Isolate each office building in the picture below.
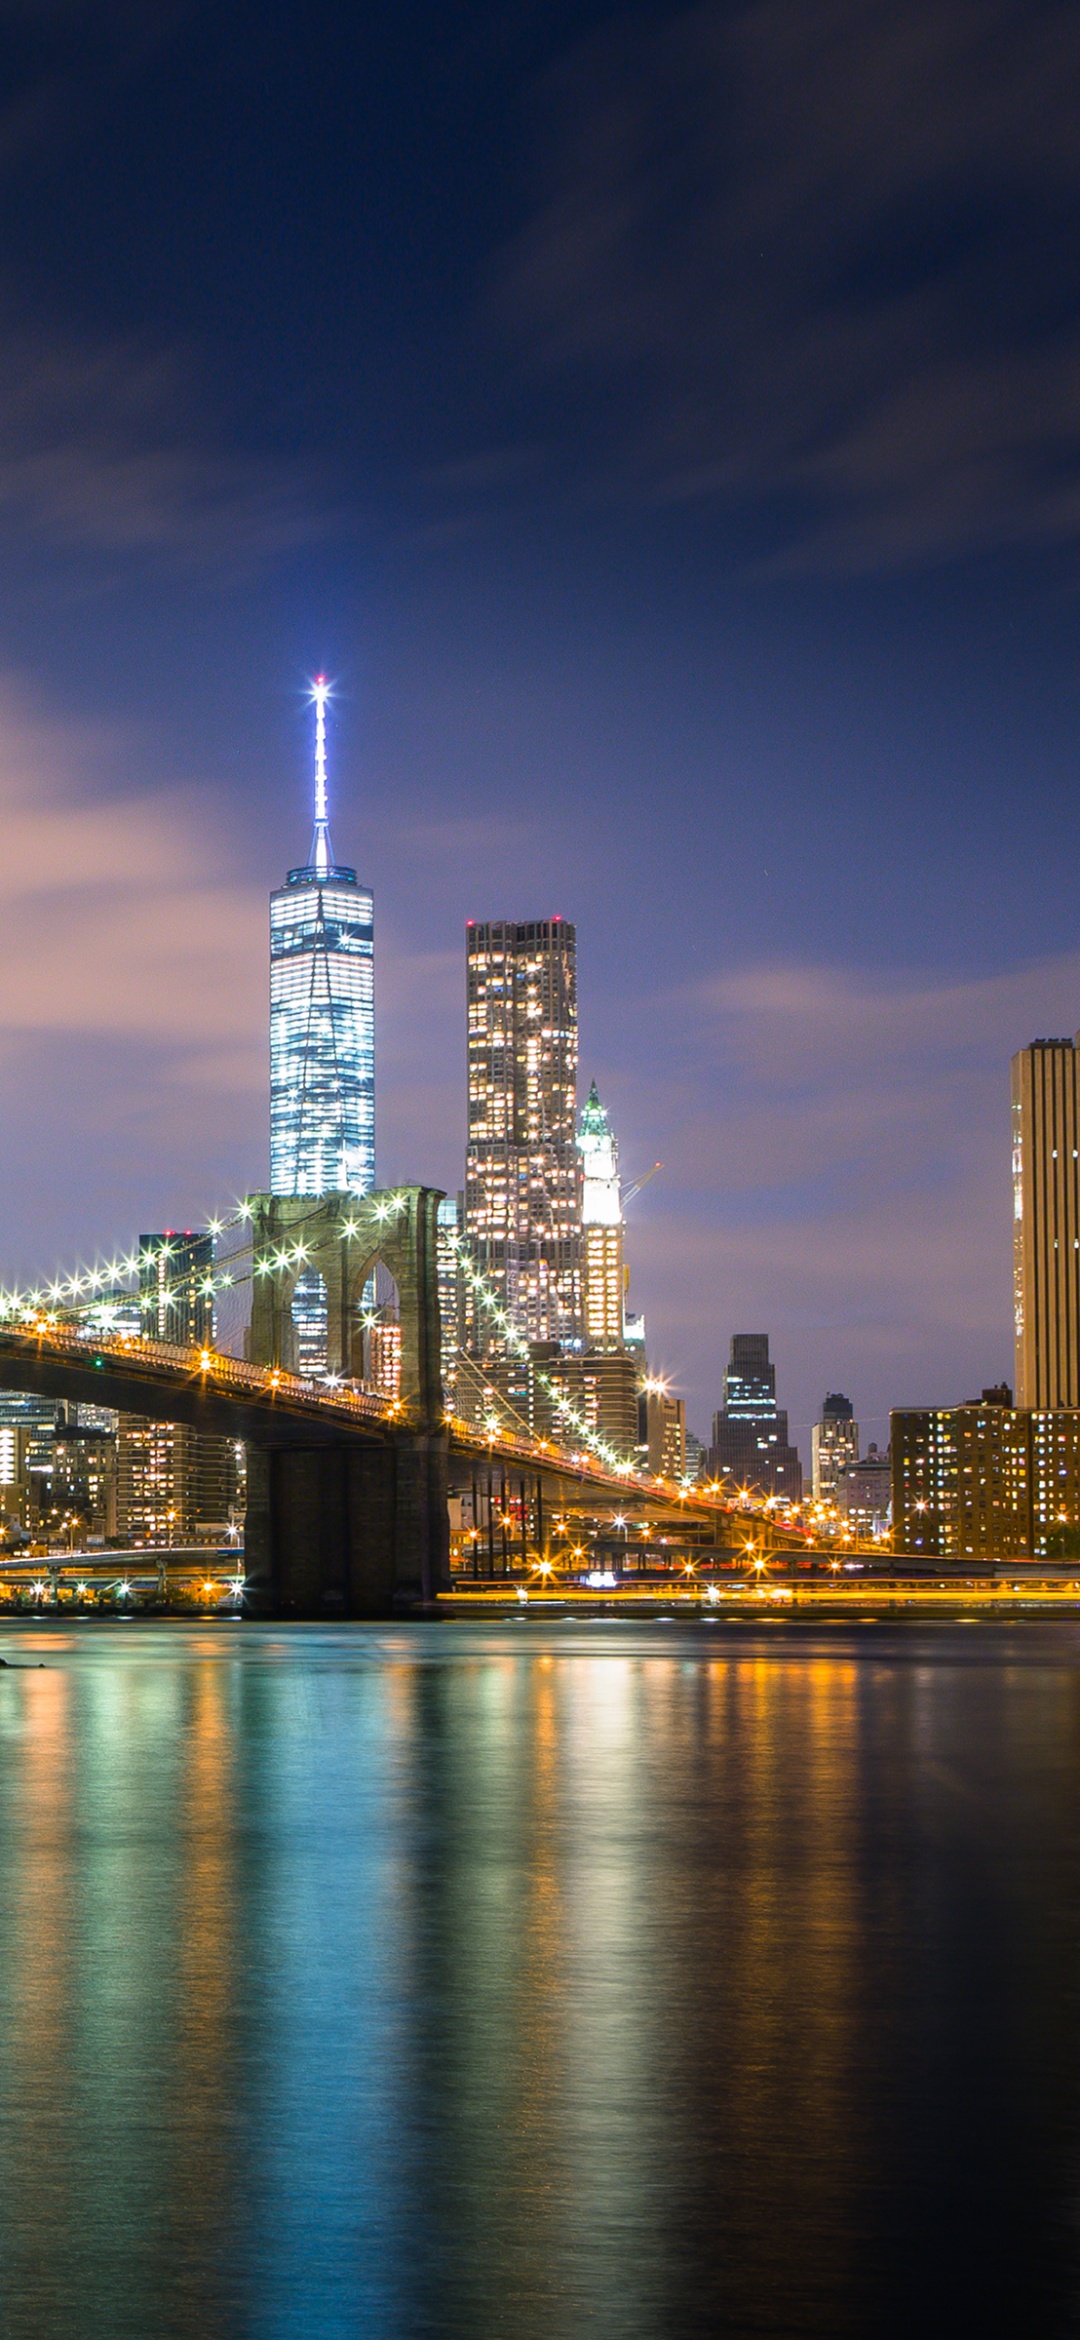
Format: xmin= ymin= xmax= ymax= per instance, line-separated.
xmin=640 ymin=1383 xmax=687 ymax=1480
xmin=270 ymin=680 xmax=374 ymax=1199
xmin=139 ymin=1231 xmax=213 ymax=1345
xmin=1012 ymin=1038 xmax=1080 ymax=1407
xmin=710 ymin=1334 xmax=803 ymax=1502
xmin=835 ymin=1443 xmax=891 ymax=1540
xmin=270 ymin=681 xmax=374 ymax=1372
xmin=577 ymin=1081 xmax=624 ymax=1348
xmin=436 ymin=1194 xmax=464 ymax=1415
xmin=685 ymin=1430 xmax=707 ymax=1483
xmin=0 ymin=1391 xmax=59 ymax=1525
xmin=812 ymin=1392 xmax=859 ymax=1503
xmin=50 ymin=1416 xmax=118 ymax=1542
xmin=465 ymin=917 xmax=580 ymax=1353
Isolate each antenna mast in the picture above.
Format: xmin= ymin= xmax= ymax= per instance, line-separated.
xmin=310 ymin=676 xmax=333 ymax=876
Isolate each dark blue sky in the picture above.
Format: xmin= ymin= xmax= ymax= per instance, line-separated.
xmin=2 ymin=0 xmax=1080 ymax=1448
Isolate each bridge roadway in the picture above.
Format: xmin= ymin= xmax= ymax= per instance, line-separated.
xmin=0 ymin=1319 xmax=763 ymax=1615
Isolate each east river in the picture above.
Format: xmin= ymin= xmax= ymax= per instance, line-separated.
xmin=2 ymin=1619 xmax=1080 ymax=2337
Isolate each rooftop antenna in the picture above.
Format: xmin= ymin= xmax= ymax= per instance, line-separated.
xmin=310 ymin=675 xmax=333 ymax=876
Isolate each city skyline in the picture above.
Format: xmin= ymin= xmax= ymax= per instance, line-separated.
xmin=3 ymin=2 xmax=1080 ymax=1449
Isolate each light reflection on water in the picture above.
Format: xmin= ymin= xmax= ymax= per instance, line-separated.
xmin=0 ymin=1621 xmax=1079 ymax=2337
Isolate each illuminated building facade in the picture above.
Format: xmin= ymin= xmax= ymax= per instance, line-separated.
xmin=139 ymin=1232 xmax=213 ymax=1344
xmin=116 ymin=1416 xmax=240 ymax=1545
xmin=892 ymin=1395 xmax=1080 ymax=1559
xmin=709 ymin=1334 xmax=803 ymax=1501
xmin=577 ymin=1081 xmax=624 ymax=1348
xmin=640 ymin=1384 xmax=686 ymax=1480
xmin=465 ymin=917 xmax=580 ymax=1353
xmin=812 ymin=1394 xmax=859 ymax=1502
xmin=480 ymin=1341 xmax=639 ymax=1457
xmin=436 ymin=1195 xmax=463 ymax=1413
xmin=1012 ymin=1038 xmax=1080 ymax=1407
xmin=270 ymin=682 xmax=374 ymax=1200
xmin=131 ymin=1232 xmax=236 ymax=1535
xmin=835 ymin=1444 xmax=891 ymax=1540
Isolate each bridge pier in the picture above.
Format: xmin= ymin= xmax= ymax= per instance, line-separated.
xmin=243 ymin=1430 xmax=449 ymax=1618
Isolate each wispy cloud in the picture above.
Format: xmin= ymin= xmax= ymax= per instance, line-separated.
xmin=0 ymin=322 xmax=331 ymax=567
xmin=0 ymin=680 xmax=264 ymax=1045
xmin=504 ymin=0 xmax=1080 ymax=567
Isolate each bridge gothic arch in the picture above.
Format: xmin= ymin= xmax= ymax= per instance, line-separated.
xmin=246 ymin=1186 xmax=444 ymax=1423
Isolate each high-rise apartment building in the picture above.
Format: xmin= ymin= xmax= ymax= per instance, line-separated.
xmin=812 ymin=1392 xmax=859 ymax=1502
xmin=890 ymin=1395 xmax=1079 ymax=1559
xmin=131 ymin=1232 xmax=237 ymax=1540
xmin=577 ymin=1081 xmax=624 ymax=1348
xmin=116 ymin=1417 xmax=240 ymax=1546
xmin=465 ymin=917 xmax=580 ymax=1352
xmin=710 ymin=1334 xmax=803 ymax=1502
xmin=270 ymin=681 xmax=374 ymax=1199
xmin=1012 ymin=1038 xmax=1080 ymax=1407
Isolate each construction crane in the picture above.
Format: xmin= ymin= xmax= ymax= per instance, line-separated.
xmin=621 ymin=1162 xmax=662 ymax=1209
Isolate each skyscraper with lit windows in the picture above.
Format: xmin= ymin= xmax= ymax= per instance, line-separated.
xmin=465 ymin=917 xmax=580 ymax=1353
xmin=1012 ymin=1038 xmax=1080 ymax=1408
xmin=270 ymin=681 xmax=374 ymax=1199
xmin=576 ymin=1080 xmax=624 ymax=1348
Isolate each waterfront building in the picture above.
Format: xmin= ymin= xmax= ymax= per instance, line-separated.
xmin=134 ymin=1229 xmax=238 ymax=1535
xmin=0 ymin=1391 xmax=60 ymax=1524
xmin=891 ymin=1392 xmax=1080 ymax=1559
xmin=1012 ymin=1038 xmax=1080 ymax=1407
xmin=465 ymin=917 xmax=580 ymax=1354
xmin=116 ymin=1416 xmax=241 ymax=1546
xmin=812 ymin=1393 xmax=859 ymax=1503
xmin=709 ymin=1334 xmax=803 ymax=1502
xmin=270 ymin=681 xmax=374 ymax=1200
xmin=577 ymin=1081 xmax=624 ymax=1348
xmin=50 ymin=1414 xmax=117 ymax=1542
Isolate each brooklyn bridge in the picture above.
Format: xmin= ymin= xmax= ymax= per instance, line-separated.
xmin=0 ymin=1184 xmax=787 ymax=1615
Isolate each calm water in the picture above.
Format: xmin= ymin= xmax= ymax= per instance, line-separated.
xmin=2 ymin=1618 xmax=1080 ymax=2337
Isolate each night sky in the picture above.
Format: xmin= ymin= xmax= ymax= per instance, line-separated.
xmin=2 ymin=0 xmax=1080 ymax=1451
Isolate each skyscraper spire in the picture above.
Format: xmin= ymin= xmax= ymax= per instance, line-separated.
xmin=310 ymin=676 xmax=333 ymax=877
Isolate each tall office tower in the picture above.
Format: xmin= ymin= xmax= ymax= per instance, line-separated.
xmin=436 ymin=1195 xmax=464 ymax=1414
xmin=640 ymin=1383 xmax=687 ymax=1480
xmin=270 ymin=681 xmax=374 ymax=1199
xmin=1012 ymin=1038 xmax=1080 ymax=1407
xmin=577 ymin=1081 xmax=624 ymax=1348
xmin=465 ymin=917 xmax=581 ymax=1353
xmin=709 ymin=1333 xmax=803 ymax=1502
xmin=139 ymin=1232 xmax=213 ymax=1344
xmin=812 ymin=1392 xmax=859 ymax=1502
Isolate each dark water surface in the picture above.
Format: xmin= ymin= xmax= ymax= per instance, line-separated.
xmin=2 ymin=1618 xmax=1080 ymax=2337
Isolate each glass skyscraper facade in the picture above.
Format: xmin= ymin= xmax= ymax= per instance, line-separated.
xmin=270 ymin=684 xmax=374 ymax=1199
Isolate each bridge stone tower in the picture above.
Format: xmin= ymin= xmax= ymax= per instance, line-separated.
xmin=243 ymin=1185 xmax=448 ymax=1617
